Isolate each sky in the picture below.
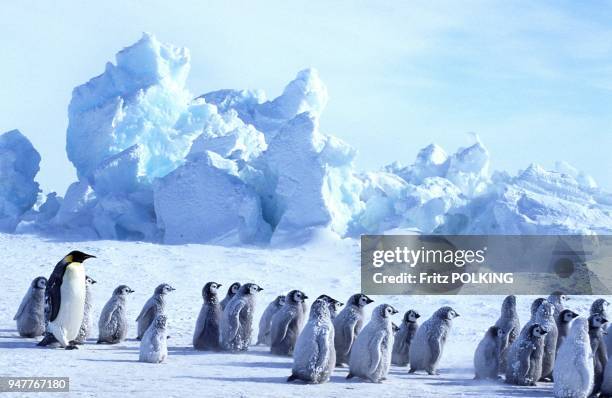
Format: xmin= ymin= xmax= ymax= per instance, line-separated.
xmin=1 ymin=0 xmax=611 ymax=193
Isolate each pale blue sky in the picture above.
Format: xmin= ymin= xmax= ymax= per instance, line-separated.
xmin=1 ymin=0 xmax=611 ymax=193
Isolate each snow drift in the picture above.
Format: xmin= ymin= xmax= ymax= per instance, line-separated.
xmin=3 ymin=34 xmax=611 ymax=243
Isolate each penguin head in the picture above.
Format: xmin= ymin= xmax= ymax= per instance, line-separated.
xmin=317 ymin=294 xmax=343 ymax=308
xmin=310 ymin=298 xmax=330 ymax=318
xmin=203 ymin=282 xmax=222 ymax=298
xmin=560 ymin=309 xmax=579 ymax=324
xmin=113 ymin=285 xmax=135 ymax=296
xmin=288 ymin=290 xmax=308 ymax=303
xmin=502 ymin=295 xmax=516 ymax=312
xmin=85 ymin=275 xmax=97 ymax=286
xmin=243 ymin=283 xmax=263 ymax=295
xmin=227 ymin=282 xmax=241 ymax=296
xmin=436 ymin=306 xmax=460 ymax=320
xmin=589 ymin=313 xmax=608 ymax=329
xmin=32 ymin=276 xmax=47 ymax=290
xmin=155 ymin=283 xmax=176 ymax=295
xmin=531 ymin=324 xmax=549 ymax=338
xmin=63 ymin=250 xmax=96 ymax=264
xmin=276 ymin=295 xmax=286 ymax=306
xmin=353 ymin=294 xmax=374 ymax=308
xmin=154 ymin=314 xmax=168 ymax=329
xmin=378 ymin=304 xmax=398 ymax=318
xmin=404 ymin=309 xmax=420 ymax=323
xmin=549 ymin=291 xmax=569 ymax=303
xmin=530 ymin=298 xmax=546 ymax=317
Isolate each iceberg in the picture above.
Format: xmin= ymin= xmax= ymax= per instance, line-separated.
xmin=0 ymin=130 xmax=41 ymax=232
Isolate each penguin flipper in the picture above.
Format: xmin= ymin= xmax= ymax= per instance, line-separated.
xmin=13 ymin=292 xmax=29 ymax=320
xmin=340 ymin=321 xmax=357 ymax=357
xmin=271 ymin=308 xmax=294 ymax=346
xmin=367 ymin=331 xmax=386 ymax=375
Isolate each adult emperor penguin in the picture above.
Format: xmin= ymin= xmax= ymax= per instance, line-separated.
xmin=391 ymin=309 xmax=420 ymax=366
xmin=270 ymin=289 xmax=308 ymax=356
xmin=139 ymin=314 xmax=169 ymax=363
xmin=136 ymin=283 xmax=175 ymax=340
xmin=505 ymin=323 xmax=549 ymax=386
xmin=494 ymin=295 xmax=520 ymax=373
xmin=347 ymin=304 xmax=398 ymax=383
xmin=193 ymin=281 xmax=223 ymax=351
xmin=288 ymin=298 xmax=335 ymax=384
xmin=588 ymin=313 xmax=608 ymax=396
xmin=220 ymin=282 xmax=241 ymax=311
xmin=97 ymin=285 xmax=134 ymax=344
xmin=37 ymin=251 xmax=97 ymax=349
xmin=333 ymin=293 xmax=374 ymax=366
xmin=473 ymin=325 xmax=507 ymax=379
xmin=74 ymin=275 xmax=97 ymax=344
xmin=556 ymin=309 xmax=578 ymax=351
xmin=257 ymin=295 xmax=285 ymax=346
xmin=317 ymin=294 xmax=344 ymax=319
xmin=220 ymin=283 xmax=263 ymax=351
xmin=553 ymin=317 xmax=594 ymax=398
xmin=409 ymin=306 xmax=460 ymax=375
xmin=14 ymin=276 xmax=47 ymax=337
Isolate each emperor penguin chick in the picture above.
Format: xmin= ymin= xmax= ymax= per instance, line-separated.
xmin=333 ymin=293 xmax=374 ymax=366
xmin=136 ymin=283 xmax=175 ymax=340
xmin=591 ymin=298 xmax=610 ymax=320
xmin=588 ymin=313 xmax=608 ymax=397
xmin=556 ymin=309 xmax=578 ymax=351
xmin=539 ymin=301 xmax=558 ymax=381
xmin=139 ymin=314 xmax=168 ymax=363
xmin=257 ymin=295 xmax=285 ymax=346
xmin=193 ymin=282 xmax=222 ymax=351
xmin=14 ymin=276 xmax=47 ymax=338
xmin=391 ymin=309 xmax=420 ymax=366
xmin=473 ymin=325 xmax=507 ymax=379
xmin=220 ymin=282 xmax=241 ymax=311
xmin=409 ymin=306 xmax=460 ymax=375
xmin=317 ymin=294 xmax=344 ymax=319
xmin=494 ymin=295 xmax=520 ymax=373
xmin=347 ymin=304 xmax=398 ymax=383
xmin=97 ymin=285 xmax=134 ymax=344
xmin=288 ymin=298 xmax=335 ymax=384
xmin=220 ymin=283 xmax=263 ymax=351
xmin=270 ymin=290 xmax=308 ymax=356
xmin=547 ymin=292 xmax=569 ymax=323
xmin=38 ymin=250 xmax=97 ymax=349
xmin=553 ymin=317 xmax=594 ymax=398
xmin=74 ymin=275 xmax=97 ymax=344
xmin=505 ymin=324 xmax=549 ymax=386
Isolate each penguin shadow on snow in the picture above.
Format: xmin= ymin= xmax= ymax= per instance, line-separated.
xmin=0 ymin=339 xmax=40 ymax=349
xmin=174 ymin=375 xmax=285 ymax=384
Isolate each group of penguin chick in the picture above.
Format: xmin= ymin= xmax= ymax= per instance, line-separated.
xmin=11 ymin=251 xmax=612 ymax=396
xmin=473 ymin=294 xmax=612 ymax=398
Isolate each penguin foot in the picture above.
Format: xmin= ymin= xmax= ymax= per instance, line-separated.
xmin=65 ymin=345 xmax=79 ymax=350
xmin=37 ymin=334 xmax=58 ymax=347
xmin=408 ymin=368 xmax=416 ymax=374
xmin=69 ymin=340 xmax=83 ymax=346
xmin=346 ymin=373 xmax=354 ymax=380
xmin=287 ymin=374 xmax=297 ymax=382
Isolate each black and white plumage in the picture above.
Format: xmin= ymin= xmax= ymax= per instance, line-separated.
xmin=97 ymin=285 xmax=134 ymax=344
xmin=74 ymin=275 xmax=97 ymax=344
xmin=257 ymin=295 xmax=285 ymax=346
xmin=391 ymin=309 xmax=420 ymax=366
xmin=220 ymin=282 xmax=240 ymax=311
xmin=37 ymin=250 xmax=97 ymax=349
xmin=494 ymin=295 xmax=520 ymax=374
xmin=333 ymin=293 xmax=374 ymax=366
xmin=220 ymin=283 xmax=262 ymax=351
xmin=193 ymin=282 xmax=222 ymax=351
xmin=556 ymin=309 xmax=578 ymax=351
xmin=14 ymin=276 xmax=47 ymax=338
xmin=288 ymin=298 xmax=335 ymax=384
xmin=317 ymin=294 xmax=344 ymax=319
xmin=270 ymin=290 xmax=308 ymax=356
xmin=136 ymin=283 xmax=175 ymax=340
xmin=588 ymin=313 xmax=608 ymax=396
xmin=506 ymin=323 xmax=549 ymax=386
xmin=347 ymin=304 xmax=398 ymax=383
xmin=473 ymin=325 xmax=507 ymax=379
xmin=553 ymin=317 xmax=594 ymax=398
xmin=409 ymin=306 xmax=459 ymax=375
xmin=139 ymin=314 xmax=168 ymax=363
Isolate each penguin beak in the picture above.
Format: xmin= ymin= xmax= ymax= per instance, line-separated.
xmin=339 ymin=302 xmax=345 ymax=307
xmin=257 ymin=287 xmax=264 ymax=292
xmin=455 ymin=313 xmax=461 ymax=317
xmin=303 ymin=295 xmax=309 ymax=300
xmin=84 ymin=254 xmax=97 ymax=260
xmin=91 ymin=279 xmax=97 ymax=284
xmin=392 ymin=308 xmax=399 ymax=315
xmin=366 ymin=297 xmax=374 ymax=304
xmin=218 ymin=284 xmax=222 ymax=288
xmin=129 ymin=289 xmax=135 ymax=293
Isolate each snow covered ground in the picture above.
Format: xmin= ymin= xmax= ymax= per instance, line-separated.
xmin=0 ymin=233 xmax=605 ymax=397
